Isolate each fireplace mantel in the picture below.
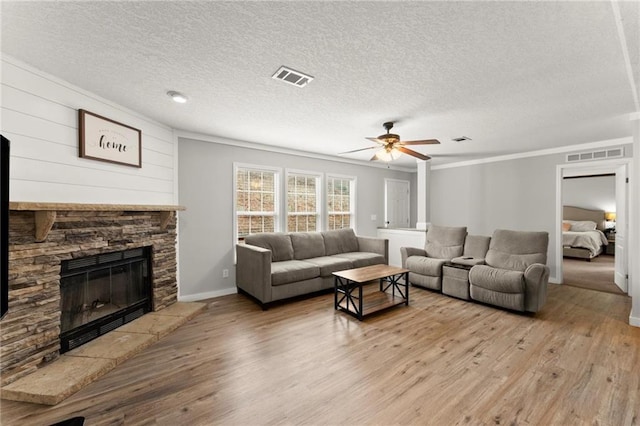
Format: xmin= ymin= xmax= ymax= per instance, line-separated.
xmin=9 ymin=202 xmax=186 ymax=242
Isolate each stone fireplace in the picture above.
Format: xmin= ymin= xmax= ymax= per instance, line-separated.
xmin=0 ymin=203 xmax=183 ymax=387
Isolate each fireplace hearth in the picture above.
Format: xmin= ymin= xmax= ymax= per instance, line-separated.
xmin=60 ymin=247 xmax=152 ymax=353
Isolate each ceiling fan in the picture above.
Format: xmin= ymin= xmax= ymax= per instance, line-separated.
xmin=340 ymin=122 xmax=440 ymax=161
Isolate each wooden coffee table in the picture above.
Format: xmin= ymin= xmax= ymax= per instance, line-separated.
xmin=333 ymin=264 xmax=409 ymax=320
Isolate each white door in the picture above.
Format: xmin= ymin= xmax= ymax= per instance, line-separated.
xmin=614 ymin=165 xmax=628 ymax=292
xmin=385 ymin=179 xmax=410 ymax=228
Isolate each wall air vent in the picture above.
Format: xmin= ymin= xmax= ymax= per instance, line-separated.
xmin=272 ymin=66 xmax=314 ymax=88
xmin=566 ymin=147 xmax=624 ymax=163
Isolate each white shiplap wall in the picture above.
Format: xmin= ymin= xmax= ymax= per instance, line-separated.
xmin=1 ymin=55 xmax=176 ymax=205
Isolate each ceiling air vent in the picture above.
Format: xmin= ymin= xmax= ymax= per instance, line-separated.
xmin=272 ymin=66 xmax=314 ymax=88
xmin=452 ymin=136 xmax=471 ymax=142
xmin=566 ymin=147 xmax=624 ymax=163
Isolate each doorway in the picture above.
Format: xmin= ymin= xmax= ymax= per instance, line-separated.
xmin=555 ymin=159 xmax=630 ymax=294
xmin=561 ymin=174 xmax=620 ymax=294
xmin=384 ymin=179 xmax=410 ymax=228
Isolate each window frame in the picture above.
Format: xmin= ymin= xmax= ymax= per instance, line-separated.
xmin=285 ymin=169 xmax=323 ymax=233
xmin=233 ymin=162 xmax=282 ymax=244
xmin=325 ymin=174 xmax=357 ymax=232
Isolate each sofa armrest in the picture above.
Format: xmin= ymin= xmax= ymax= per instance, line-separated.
xmin=357 ymin=236 xmax=389 ymax=264
xmin=236 ymin=244 xmax=272 ymax=303
xmin=400 ymin=247 xmax=427 ymax=268
xmin=523 ymin=263 xmax=550 ymax=313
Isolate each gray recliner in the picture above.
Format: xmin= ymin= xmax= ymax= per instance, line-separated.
xmin=468 ymin=229 xmax=550 ymax=313
xmin=400 ymin=225 xmax=467 ymax=290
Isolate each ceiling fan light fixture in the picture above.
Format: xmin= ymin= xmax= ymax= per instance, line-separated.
xmin=375 ymin=147 xmax=402 ymax=162
xmin=380 ymin=134 xmax=400 ymax=143
xmin=352 ymin=122 xmax=440 ymax=162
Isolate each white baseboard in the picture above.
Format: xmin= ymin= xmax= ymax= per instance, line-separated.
xmin=630 ymin=315 xmax=640 ymax=328
xmin=548 ymin=276 xmax=561 ymax=284
xmin=178 ymin=287 xmax=237 ymax=302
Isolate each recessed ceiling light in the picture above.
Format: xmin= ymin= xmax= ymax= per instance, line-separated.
xmin=167 ymin=91 xmax=188 ymax=103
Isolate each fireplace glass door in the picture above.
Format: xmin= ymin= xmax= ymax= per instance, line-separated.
xmin=60 ymin=247 xmax=151 ymax=352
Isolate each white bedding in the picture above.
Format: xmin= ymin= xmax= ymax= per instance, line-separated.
xmin=562 ymin=230 xmax=608 ymax=256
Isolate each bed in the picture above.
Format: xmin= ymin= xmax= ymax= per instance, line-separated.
xmin=562 ymin=206 xmax=609 ymax=261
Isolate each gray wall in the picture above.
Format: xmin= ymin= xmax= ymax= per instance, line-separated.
xmin=430 ymin=144 xmax=633 ymax=282
xmin=178 ymin=137 xmax=417 ymax=299
xmin=562 ymin=175 xmax=615 ymax=212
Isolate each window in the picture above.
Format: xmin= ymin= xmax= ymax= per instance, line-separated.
xmin=327 ymin=176 xmax=356 ymax=230
xmin=234 ymin=165 xmax=355 ymax=245
xmin=235 ymin=165 xmax=279 ymax=242
xmin=286 ymin=171 xmax=321 ymax=232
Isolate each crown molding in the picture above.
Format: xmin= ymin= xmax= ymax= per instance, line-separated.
xmin=611 ymin=0 xmax=640 ymax=112
xmin=174 ymin=130 xmax=417 ymax=173
xmin=431 ymin=137 xmax=633 ymax=171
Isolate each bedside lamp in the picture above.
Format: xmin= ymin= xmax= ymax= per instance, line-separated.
xmin=604 ymin=212 xmax=616 ymax=233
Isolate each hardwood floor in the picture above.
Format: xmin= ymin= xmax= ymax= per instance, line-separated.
xmin=2 ymin=284 xmax=639 ymax=425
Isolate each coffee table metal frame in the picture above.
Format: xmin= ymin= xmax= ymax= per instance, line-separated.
xmin=333 ymin=264 xmax=409 ymax=320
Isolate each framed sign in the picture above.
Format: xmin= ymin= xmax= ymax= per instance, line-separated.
xmin=79 ymin=109 xmax=142 ymax=168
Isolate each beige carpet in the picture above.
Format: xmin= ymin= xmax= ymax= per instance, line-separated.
xmin=563 ymin=255 xmax=626 ymax=295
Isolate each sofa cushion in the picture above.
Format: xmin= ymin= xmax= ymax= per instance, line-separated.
xmin=271 ymin=260 xmax=320 ymax=286
xmin=468 ymin=265 xmax=524 ymax=293
xmin=331 ymin=252 xmax=385 ymax=268
xmin=463 ymin=235 xmax=491 ymax=259
xmin=322 ymin=228 xmax=359 ymax=256
xmin=245 ymin=232 xmax=294 ymax=262
xmin=485 ymin=229 xmax=548 ymax=272
xmin=405 ymin=256 xmax=447 ymax=276
xmin=290 ymin=232 xmax=326 ymax=260
xmin=303 ymin=256 xmax=353 ymax=277
xmin=425 ymin=225 xmax=467 ymax=259
xmin=409 ymin=273 xmax=442 ymax=291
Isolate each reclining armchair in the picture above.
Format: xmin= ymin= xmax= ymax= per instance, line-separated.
xmin=468 ymin=229 xmax=550 ymax=313
xmin=400 ymin=225 xmax=467 ymax=291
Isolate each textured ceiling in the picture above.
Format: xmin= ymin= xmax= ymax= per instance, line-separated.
xmin=1 ymin=1 xmax=638 ymax=168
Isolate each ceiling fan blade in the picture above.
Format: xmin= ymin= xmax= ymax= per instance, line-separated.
xmin=396 ymin=146 xmax=431 ymax=161
xmin=369 ymin=153 xmax=379 ymax=161
xmin=365 ymin=137 xmax=385 ymax=145
xmin=338 ymin=146 xmax=377 ymax=155
xmin=399 ymin=139 xmax=441 ymax=145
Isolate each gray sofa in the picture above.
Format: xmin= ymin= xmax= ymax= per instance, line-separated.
xmin=236 ymin=228 xmax=388 ymax=307
xmin=402 ymin=225 xmax=550 ymax=313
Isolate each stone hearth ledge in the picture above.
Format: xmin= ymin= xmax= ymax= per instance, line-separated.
xmin=0 ymin=302 xmax=206 ymax=406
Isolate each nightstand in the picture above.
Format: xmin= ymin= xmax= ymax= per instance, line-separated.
xmin=606 ymin=234 xmax=615 ymax=255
